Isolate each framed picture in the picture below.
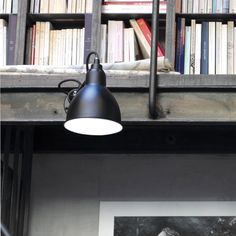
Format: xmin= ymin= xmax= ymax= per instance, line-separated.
xmin=98 ymin=201 xmax=236 ymax=236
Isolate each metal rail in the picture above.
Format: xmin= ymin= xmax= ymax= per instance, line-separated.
xmin=149 ymin=0 xmax=159 ymax=118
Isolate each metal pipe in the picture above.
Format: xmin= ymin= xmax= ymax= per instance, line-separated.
xmin=149 ymin=0 xmax=159 ymax=119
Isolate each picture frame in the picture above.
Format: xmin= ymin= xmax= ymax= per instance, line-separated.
xmin=98 ymin=201 xmax=236 ymax=236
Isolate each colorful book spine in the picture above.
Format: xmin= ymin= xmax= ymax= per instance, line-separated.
xmin=136 ymin=18 xmax=165 ymax=57
xmin=200 ymin=22 xmax=209 ymax=75
xmin=175 ymin=17 xmax=185 ymax=74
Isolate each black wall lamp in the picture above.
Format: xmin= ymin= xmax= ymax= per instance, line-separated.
xmin=59 ymin=52 xmax=123 ymax=136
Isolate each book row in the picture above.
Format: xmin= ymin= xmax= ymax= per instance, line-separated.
xmin=0 ymin=16 xmax=17 ymax=66
xmin=176 ymin=0 xmax=236 ymax=14
xmin=25 ymin=22 xmax=85 ymax=66
xmin=0 ymin=0 xmax=18 ymax=13
xmin=176 ymin=19 xmax=236 ymax=75
xmin=102 ymin=0 xmax=167 ymax=14
xmin=30 ymin=0 xmax=93 ymax=13
xmin=100 ymin=18 xmax=165 ymax=63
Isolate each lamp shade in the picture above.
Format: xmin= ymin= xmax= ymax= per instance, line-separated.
xmin=64 ymin=56 xmax=122 ymax=136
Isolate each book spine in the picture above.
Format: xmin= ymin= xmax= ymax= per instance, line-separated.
xmin=0 ymin=0 xmax=3 ymax=13
xmin=83 ymin=14 xmax=92 ymax=63
xmin=7 ymin=15 xmax=17 ymax=65
xmin=184 ymin=26 xmax=191 ymax=74
xmin=234 ymin=27 xmax=236 ymax=74
xmin=195 ymin=23 xmax=201 ymax=74
xmin=200 ymin=22 xmax=209 ymax=75
xmin=230 ymin=0 xmax=236 ymax=13
xmin=25 ymin=27 xmax=32 ymax=64
xmin=12 ymin=0 xmax=18 ymax=13
xmin=175 ymin=0 xmax=181 ymax=13
xmin=216 ymin=0 xmax=222 ymax=13
xmin=100 ymin=24 xmax=107 ymax=63
xmin=136 ymin=18 xmax=164 ymax=57
xmin=221 ymin=24 xmax=228 ymax=74
xmin=175 ymin=17 xmax=185 ymax=74
xmin=34 ymin=22 xmax=41 ymax=65
xmin=193 ymin=0 xmax=199 ymax=13
xmin=207 ymin=0 xmax=212 ymax=13
xmin=116 ymin=21 xmax=124 ymax=62
xmin=208 ymin=22 xmax=216 ymax=74
xmin=212 ymin=0 xmax=217 ymax=13
xmin=215 ymin=22 xmax=222 ymax=74
xmin=182 ymin=0 xmax=188 ymax=13
xmin=188 ymin=0 xmax=192 ymax=13
xmin=30 ymin=24 xmax=36 ymax=64
xmin=190 ymin=19 xmax=196 ymax=74
xmin=0 ymin=19 xmax=7 ymax=65
xmin=227 ymin=21 xmax=234 ymax=74
xmin=222 ymin=0 xmax=229 ymax=13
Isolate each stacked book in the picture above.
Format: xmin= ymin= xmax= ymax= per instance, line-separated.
xmin=100 ymin=18 xmax=165 ymax=63
xmin=175 ymin=19 xmax=236 ymax=74
xmin=0 ymin=0 xmax=18 ymax=13
xmin=30 ymin=0 xmax=93 ymax=13
xmin=176 ymin=0 xmax=236 ymax=14
xmin=26 ymin=22 xmax=85 ymax=65
xmin=102 ymin=0 xmax=167 ymax=14
xmin=0 ymin=19 xmax=7 ymax=66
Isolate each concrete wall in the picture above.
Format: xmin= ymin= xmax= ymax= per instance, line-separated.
xmin=29 ymin=154 xmax=236 ymax=236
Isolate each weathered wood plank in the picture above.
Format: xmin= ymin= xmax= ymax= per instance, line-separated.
xmin=1 ymin=73 xmax=236 ymax=89
xmin=1 ymin=92 xmax=236 ymax=122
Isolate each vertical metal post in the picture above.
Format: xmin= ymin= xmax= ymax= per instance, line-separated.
xmin=1 ymin=126 xmax=12 ymax=229
xmin=9 ymin=128 xmax=21 ymax=236
xmin=149 ymin=0 xmax=159 ymax=118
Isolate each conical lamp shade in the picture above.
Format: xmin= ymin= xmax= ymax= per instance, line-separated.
xmin=64 ymin=83 xmax=122 ymax=135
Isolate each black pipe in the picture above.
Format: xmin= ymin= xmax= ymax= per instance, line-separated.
xmin=149 ymin=0 xmax=159 ymax=119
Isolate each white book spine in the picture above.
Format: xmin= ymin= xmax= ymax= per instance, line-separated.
xmin=234 ymin=27 xmax=236 ymax=74
xmin=188 ymin=0 xmax=193 ymax=13
xmin=5 ymin=0 xmax=12 ymax=13
xmin=44 ymin=22 xmax=50 ymax=65
xmin=184 ymin=26 xmax=191 ymax=74
xmin=76 ymin=29 xmax=81 ymax=65
xmin=207 ymin=0 xmax=212 ymax=13
xmin=34 ymin=22 xmax=41 ymax=65
xmin=124 ymin=28 xmax=129 ymax=62
xmin=230 ymin=0 xmax=236 ymax=12
xmin=195 ymin=24 xmax=201 ymax=74
xmin=12 ymin=0 xmax=18 ymax=13
xmin=100 ymin=24 xmax=107 ymax=63
xmin=182 ymin=0 xmax=188 ymax=13
xmin=3 ymin=25 xmax=6 ymax=65
xmin=72 ymin=28 xmax=77 ymax=65
xmin=190 ymin=19 xmax=196 ymax=74
xmin=193 ymin=0 xmax=199 ymax=13
xmin=0 ymin=0 xmax=3 ymax=13
xmin=222 ymin=0 xmax=229 ymax=13
xmin=80 ymin=28 xmax=84 ymax=64
xmin=0 ymin=19 xmax=6 ymax=65
xmin=129 ymin=28 xmax=135 ymax=62
xmin=221 ymin=24 xmax=228 ymax=74
xmin=107 ymin=21 xmax=114 ymax=63
xmin=227 ymin=21 xmax=234 ymax=74
xmin=215 ymin=22 xmax=222 ymax=74
xmin=199 ymin=0 xmax=206 ymax=13
xmin=34 ymin=0 xmax=40 ymax=13
xmin=216 ymin=0 xmax=222 ymax=13
xmin=208 ymin=22 xmax=216 ymax=74
xmin=116 ymin=21 xmax=124 ymax=62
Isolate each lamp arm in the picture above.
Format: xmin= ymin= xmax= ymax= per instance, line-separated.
xmin=149 ymin=0 xmax=159 ymax=119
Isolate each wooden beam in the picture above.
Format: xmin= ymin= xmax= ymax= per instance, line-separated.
xmin=1 ymin=92 xmax=236 ymax=122
xmin=1 ymin=73 xmax=236 ymax=89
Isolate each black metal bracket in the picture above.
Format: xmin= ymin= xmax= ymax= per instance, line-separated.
xmin=149 ymin=0 xmax=160 ymax=119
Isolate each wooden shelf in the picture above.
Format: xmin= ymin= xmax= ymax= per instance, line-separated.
xmin=0 ymin=13 xmax=10 ymax=20
xmin=176 ymin=13 xmax=236 ymax=21
xmin=1 ymin=73 xmax=236 ymax=90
